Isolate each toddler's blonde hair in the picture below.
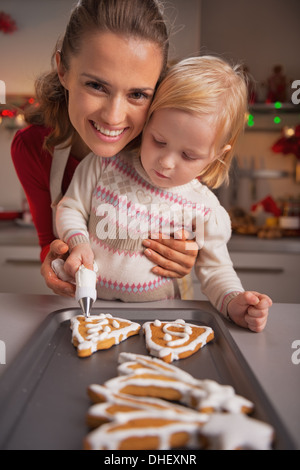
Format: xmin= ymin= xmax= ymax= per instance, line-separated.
xmin=145 ymin=55 xmax=248 ymax=188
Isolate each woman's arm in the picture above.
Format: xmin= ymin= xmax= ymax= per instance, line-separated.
xmin=11 ymin=127 xmax=55 ymax=261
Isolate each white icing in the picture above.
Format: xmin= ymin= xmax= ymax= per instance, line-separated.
xmin=118 ymin=352 xmax=203 ymax=384
xmin=87 ymin=387 xmax=208 ymax=423
xmin=199 ymin=413 xmax=274 ymax=450
xmin=85 ymin=353 xmax=265 ymax=451
xmin=113 ymin=354 xmax=254 ymax=414
xmin=162 ymin=322 xmax=192 ymax=347
xmin=142 ymin=320 xmax=214 ymax=362
xmin=163 ymin=333 xmax=172 ymax=342
xmin=70 ymin=314 xmax=140 ymax=355
xmin=85 ymin=410 xmax=204 ymax=450
xmin=103 ymin=369 xmax=251 ymax=413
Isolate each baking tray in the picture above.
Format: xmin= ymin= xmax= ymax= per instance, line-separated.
xmin=0 ymin=307 xmax=296 ymax=450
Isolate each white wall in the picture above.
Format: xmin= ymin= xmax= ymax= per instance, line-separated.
xmin=201 ymin=0 xmax=300 ymax=86
xmin=0 ymin=0 xmax=77 ymax=95
xmin=0 ymin=0 xmax=201 ymax=95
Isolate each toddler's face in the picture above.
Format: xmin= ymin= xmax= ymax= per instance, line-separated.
xmin=140 ymin=108 xmax=220 ymax=188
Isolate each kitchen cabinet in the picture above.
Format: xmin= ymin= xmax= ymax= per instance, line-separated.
xmin=1 ymin=224 xmax=299 ymax=302
xmin=229 ymin=252 xmax=300 ymax=303
xmin=192 ymin=250 xmax=300 ymax=303
xmin=0 ymin=245 xmax=51 ymax=295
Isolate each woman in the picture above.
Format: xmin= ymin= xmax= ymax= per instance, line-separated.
xmin=12 ymin=0 xmax=198 ymax=297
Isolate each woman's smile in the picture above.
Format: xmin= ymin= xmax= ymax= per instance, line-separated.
xmin=90 ymin=121 xmax=128 ymax=141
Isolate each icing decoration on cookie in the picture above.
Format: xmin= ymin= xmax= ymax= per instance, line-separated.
xmin=86 ymin=384 xmax=208 ymax=428
xmin=142 ymin=319 xmax=214 ymax=363
xmin=117 ymin=352 xmax=200 ymax=383
xmin=84 ymin=353 xmax=273 ymax=450
xmin=100 ymin=354 xmax=253 ymax=414
xmin=198 ymin=413 xmax=274 ymax=450
xmin=70 ymin=314 xmax=140 ymax=357
xmin=118 ymin=354 xmax=253 ymax=414
xmin=84 ymin=410 xmax=205 ymax=450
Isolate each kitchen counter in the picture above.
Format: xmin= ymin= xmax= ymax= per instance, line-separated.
xmin=0 ymin=293 xmax=299 ymax=449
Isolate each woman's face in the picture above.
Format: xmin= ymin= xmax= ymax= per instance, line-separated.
xmin=57 ymin=31 xmax=163 ymax=158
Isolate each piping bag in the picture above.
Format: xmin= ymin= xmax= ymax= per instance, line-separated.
xmin=51 ymin=259 xmax=97 ymax=317
xmin=75 ymin=265 xmax=97 ymax=317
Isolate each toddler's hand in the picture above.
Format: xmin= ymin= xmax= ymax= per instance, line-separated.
xmin=227 ymin=291 xmax=272 ymax=332
xmin=64 ymin=243 xmax=95 ymax=279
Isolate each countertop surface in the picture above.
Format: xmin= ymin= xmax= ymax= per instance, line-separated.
xmin=1 ymin=221 xmax=300 ymax=253
xmin=0 ymin=293 xmax=299 ymax=449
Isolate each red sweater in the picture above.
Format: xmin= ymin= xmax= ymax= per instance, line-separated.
xmin=11 ymin=125 xmax=80 ymax=262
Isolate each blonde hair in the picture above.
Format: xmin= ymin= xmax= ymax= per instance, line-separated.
xmin=146 ymin=56 xmax=248 ymax=188
xmin=26 ymin=0 xmax=169 ymax=153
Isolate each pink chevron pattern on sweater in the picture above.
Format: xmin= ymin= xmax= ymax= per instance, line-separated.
xmin=106 ymin=155 xmax=212 ymax=210
xmin=97 ymin=275 xmax=171 ymax=294
xmin=90 ymin=234 xmax=144 ymax=258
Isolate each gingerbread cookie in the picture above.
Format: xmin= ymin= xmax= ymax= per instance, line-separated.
xmin=100 ymin=353 xmax=253 ymax=414
xmin=86 ymin=385 xmax=208 ymax=428
xmin=198 ymin=412 xmax=274 ymax=450
xmin=84 ymin=409 xmax=206 ymax=450
xmin=142 ymin=319 xmax=214 ymax=363
xmin=84 ymin=353 xmax=274 ymax=450
xmin=70 ymin=314 xmax=140 ymax=357
xmin=117 ymin=352 xmax=200 ymax=383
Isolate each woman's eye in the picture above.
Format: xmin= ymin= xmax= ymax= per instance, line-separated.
xmin=130 ymin=91 xmax=150 ymax=101
xmin=86 ymin=81 xmax=106 ymax=92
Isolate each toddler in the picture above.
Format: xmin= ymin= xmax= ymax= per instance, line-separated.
xmin=56 ymin=56 xmax=272 ymax=332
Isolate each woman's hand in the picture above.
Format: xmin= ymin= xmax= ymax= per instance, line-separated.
xmin=142 ymin=230 xmax=198 ymax=278
xmin=41 ymin=239 xmax=75 ymax=297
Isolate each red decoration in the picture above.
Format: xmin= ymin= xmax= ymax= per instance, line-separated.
xmin=0 ymin=97 xmax=36 ymax=120
xmin=251 ymin=196 xmax=281 ymax=217
xmin=0 ymin=109 xmax=16 ymax=118
xmin=0 ymin=11 xmax=17 ymax=34
xmin=266 ymin=65 xmax=287 ymax=103
xmin=271 ymin=125 xmax=300 ymax=160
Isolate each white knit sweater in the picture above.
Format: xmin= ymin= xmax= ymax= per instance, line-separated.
xmin=56 ymin=151 xmax=244 ymax=314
